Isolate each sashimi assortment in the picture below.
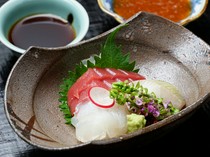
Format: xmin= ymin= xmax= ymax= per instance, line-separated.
xmin=69 ymin=68 xmax=145 ymax=142
xmin=58 ymin=25 xmax=186 ymax=143
xmin=69 ymin=70 xmax=185 ymax=142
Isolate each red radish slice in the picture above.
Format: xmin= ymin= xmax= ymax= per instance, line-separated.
xmin=88 ymin=86 xmax=115 ymax=108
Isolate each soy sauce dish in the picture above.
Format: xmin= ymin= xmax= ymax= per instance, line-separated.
xmin=0 ymin=0 xmax=89 ymax=54
xmin=97 ymin=0 xmax=208 ymax=25
xmin=4 ymin=12 xmax=210 ymax=150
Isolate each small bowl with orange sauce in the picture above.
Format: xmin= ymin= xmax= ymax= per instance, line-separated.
xmin=0 ymin=0 xmax=89 ymax=54
xmin=97 ymin=0 xmax=208 ymax=25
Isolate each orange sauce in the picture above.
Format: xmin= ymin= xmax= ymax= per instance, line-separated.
xmin=113 ymin=0 xmax=192 ymax=22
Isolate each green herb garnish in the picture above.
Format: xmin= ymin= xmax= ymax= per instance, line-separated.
xmin=59 ymin=24 xmax=139 ymax=124
xmin=110 ymin=80 xmax=180 ymax=126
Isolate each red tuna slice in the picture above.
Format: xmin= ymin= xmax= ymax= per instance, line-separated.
xmin=67 ymin=67 xmax=145 ymax=115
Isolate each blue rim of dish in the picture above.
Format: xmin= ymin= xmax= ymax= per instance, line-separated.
xmin=97 ymin=0 xmax=209 ymax=26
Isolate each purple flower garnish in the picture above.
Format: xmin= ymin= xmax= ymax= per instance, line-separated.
xmin=153 ymin=110 xmax=160 ymax=117
xmin=163 ymin=101 xmax=171 ymax=109
xmin=148 ymin=104 xmax=156 ymax=113
xmin=136 ymin=98 xmax=143 ymax=106
xmin=147 ymin=103 xmax=160 ymax=117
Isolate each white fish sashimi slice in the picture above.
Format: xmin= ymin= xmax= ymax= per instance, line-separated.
xmin=73 ymin=115 xmax=107 ymax=142
xmin=71 ymin=101 xmax=128 ymax=143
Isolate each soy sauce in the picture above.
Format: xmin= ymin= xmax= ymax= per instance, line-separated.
xmin=9 ymin=14 xmax=76 ymax=49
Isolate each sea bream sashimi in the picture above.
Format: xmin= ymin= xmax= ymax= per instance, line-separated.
xmin=71 ymin=97 xmax=129 ymax=143
xmin=67 ymin=67 xmax=145 ymax=115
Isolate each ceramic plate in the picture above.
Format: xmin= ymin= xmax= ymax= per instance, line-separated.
xmin=4 ymin=12 xmax=210 ymax=150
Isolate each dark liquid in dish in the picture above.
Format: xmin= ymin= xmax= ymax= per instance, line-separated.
xmin=9 ymin=14 xmax=76 ymax=49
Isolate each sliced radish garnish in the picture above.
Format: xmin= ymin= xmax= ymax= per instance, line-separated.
xmin=88 ymin=86 xmax=115 ymax=108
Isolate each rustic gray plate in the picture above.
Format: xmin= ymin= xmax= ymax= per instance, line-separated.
xmin=4 ymin=12 xmax=210 ymax=150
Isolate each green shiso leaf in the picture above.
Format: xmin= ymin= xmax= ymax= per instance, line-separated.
xmin=58 ymin=24 xmax=139 ymax=124
xmin=94 ymin=24 xmax=138 ymax=72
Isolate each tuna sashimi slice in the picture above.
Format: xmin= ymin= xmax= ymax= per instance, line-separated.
xmin=68 ymin=67 xmax=145 ymax=115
